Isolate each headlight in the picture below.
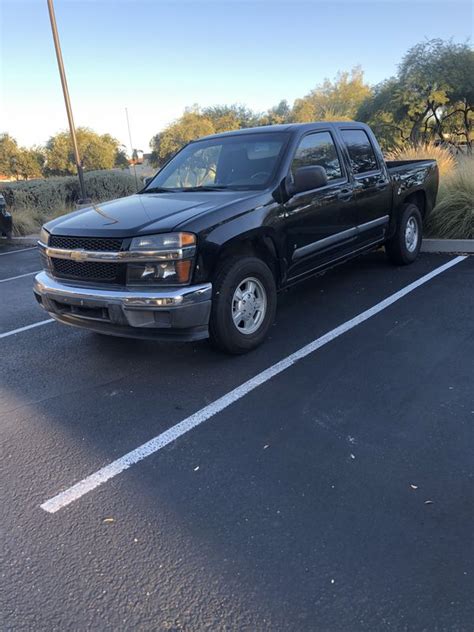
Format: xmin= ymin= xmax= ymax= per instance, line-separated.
xmin=129 ymin=232 xmax=196 ymax=257
xmin=39 ymin=227 xmax=50 ymax=245
xmin=127 ymin=232 xmax=196 ymax=285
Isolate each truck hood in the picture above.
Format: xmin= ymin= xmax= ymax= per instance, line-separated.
xmin=46 ymin=191 xmax=261 ymax=238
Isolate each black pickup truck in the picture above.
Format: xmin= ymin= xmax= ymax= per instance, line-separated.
xmin=34 ymin=122 xmax=438 ymax=353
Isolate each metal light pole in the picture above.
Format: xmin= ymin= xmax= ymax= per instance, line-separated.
xmin=46 ymin=0 xmax=89 ymax=203
xmin=125 ymin=107 xmax=139 ymax=191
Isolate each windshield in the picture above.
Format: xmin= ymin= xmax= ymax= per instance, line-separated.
xmin=144 ymin=132 xmax=290 ymax=192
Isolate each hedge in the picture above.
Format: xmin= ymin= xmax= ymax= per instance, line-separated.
xmin=0 ymin=170 xmax=140 ymax=236
xmin=0 ymin=169 xmax=139 ymax=215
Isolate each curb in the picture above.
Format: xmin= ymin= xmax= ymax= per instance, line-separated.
xmin=421 ymin=239 xmax=474 ymax=254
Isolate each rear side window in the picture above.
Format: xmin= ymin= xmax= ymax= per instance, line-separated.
xmin=341 ymin=129 xmax=378 ymax=174
xmin=291 ymin=131 xmax=343 ymax=181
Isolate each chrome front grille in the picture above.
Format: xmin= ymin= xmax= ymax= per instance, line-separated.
xmin=49 ymin=235 xmax=123 ymax=252
xmin=46 ymin=235 xmax=125 ymax=284
xmin=51 ymin=258 xmax=123 ymax=282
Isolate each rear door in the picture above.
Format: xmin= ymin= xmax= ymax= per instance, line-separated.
xmin=284 ymin=130 xmax=358 ymax=281
xmin=339 ymin=128 xmax=391 ymax=244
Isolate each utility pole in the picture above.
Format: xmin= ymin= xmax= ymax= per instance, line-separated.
xmin=47 ymin=0 xmax=89 ymax=203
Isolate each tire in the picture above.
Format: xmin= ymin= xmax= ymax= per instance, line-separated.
xmin=209 ymin=256 xmax=277 ymax=354
xmin=385 ymin=203 xmax=423 ymax=265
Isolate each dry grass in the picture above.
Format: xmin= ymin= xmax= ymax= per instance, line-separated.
xmin=386 ymin=142 xmax=456 ymax=177
xmin=11 ymin=208 xmax=42 ymax=237
xmin=426 ymin=156 xmax=474 ymax=239
xmin=11 ymin=206 xmax=69 ymax=237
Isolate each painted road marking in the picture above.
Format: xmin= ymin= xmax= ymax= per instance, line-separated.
xmin=0 ymin=246 xmax=37 ymax=256
xmin=0 ymin=319 xmax=54 ymax=339
xmin=40 ymin=255 xmax=468 ymax=513
xmin=0 ymin=270 xmax=40 ymax=283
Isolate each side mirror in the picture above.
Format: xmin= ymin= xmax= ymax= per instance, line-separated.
xmin=143 ymin=176 xmax=153 ymax=186
xmin=291 ymin=166 xmax=328 ymax=195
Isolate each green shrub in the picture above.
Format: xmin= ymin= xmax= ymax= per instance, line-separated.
xmin=0 ymin=170 xmax=138 ymax=235
xmin=426 ymin=157 xmax=474 ymax=239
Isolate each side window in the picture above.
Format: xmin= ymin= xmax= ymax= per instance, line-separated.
xmin=341 ymin=129 xmax=378 ymax=174
xmin=291 ymin=132 xmax=343 ymax=181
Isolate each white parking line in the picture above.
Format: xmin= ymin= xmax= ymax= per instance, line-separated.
xmin=0 ymin=270 xmax=40 ymax=283
xmin=0 ymin=319 xmax=54 ymax=339
xmin=40 ymin=255 xmax=468 ymax=514
xmin=0 ymin=246 xmax=36 ymax=256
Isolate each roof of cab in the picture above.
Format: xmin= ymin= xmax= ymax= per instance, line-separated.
xmin=193 ymin=121 xmax=368 ymax=142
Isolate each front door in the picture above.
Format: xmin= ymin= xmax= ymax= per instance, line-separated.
xmin=284 ymin=130 xmax=358 ymax=281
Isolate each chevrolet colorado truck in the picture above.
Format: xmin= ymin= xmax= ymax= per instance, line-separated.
xmin=34 ymin=122 xmax=438 ymax=353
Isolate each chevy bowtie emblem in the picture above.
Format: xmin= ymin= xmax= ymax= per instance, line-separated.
xmin=70 ymin=250 xmax=88 ymax=261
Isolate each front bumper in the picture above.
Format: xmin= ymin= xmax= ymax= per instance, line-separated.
xmin=33 ymin=271 xmax=212 ymax=341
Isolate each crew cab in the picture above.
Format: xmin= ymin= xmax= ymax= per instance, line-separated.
xmin=34 ymin=122 xmax=438 ymax=353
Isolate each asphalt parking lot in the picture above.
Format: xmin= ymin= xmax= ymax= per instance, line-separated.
xmin=1 ymin=245 xmax=472 ymax=631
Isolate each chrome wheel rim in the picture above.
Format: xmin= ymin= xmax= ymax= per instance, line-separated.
xmin=405 ymin=216 xmax=419 ymax=253
xmin=231 ymin=277 xmax=267 ymax=335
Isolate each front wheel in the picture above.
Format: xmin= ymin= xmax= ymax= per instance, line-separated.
xmin=209 ymin=256 xmax=277 ymax=354
xmin=385 ymin=203 xmax=422 ymax=265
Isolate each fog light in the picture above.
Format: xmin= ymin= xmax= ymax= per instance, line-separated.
xmin=127 ymin=260 xmax=192 ymax=285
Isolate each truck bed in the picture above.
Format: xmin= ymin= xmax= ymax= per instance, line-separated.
xmin=386 ymin=159 xmax=439 ymax=217
xmin=385 ymin=158 xmax=437 ymax=173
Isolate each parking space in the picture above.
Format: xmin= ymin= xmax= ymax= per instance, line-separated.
xmin=0 ymin=246 xmax=40 ymax=279
xmin=1 ymin=250 xmax=472 ymax=630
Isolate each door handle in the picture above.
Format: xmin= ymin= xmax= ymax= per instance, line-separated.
xmin=337 ymin=188 xmax=353 ymax=201
xmin=376 ymin=180 xmax=387 ymax=189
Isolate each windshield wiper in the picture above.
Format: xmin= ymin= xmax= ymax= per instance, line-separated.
xmin=178 ymin=185 xmax=231 ymax=192
xmin=140 ymin=186 xmax=174 ymax=194
xmin=142 ymin=185 xmax=235 ymax=193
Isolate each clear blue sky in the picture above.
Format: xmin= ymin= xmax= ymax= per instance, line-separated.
xmin=1 ymin=0 xmax=472 ymax=151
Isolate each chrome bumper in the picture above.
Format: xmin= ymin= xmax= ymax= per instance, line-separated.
xmin=33 ymin=272 xmax=212 ymax=341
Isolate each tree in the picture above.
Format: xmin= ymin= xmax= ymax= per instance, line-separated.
xmin=45 ymin=127 xmax=122 ymax=175
xmin=260 ymin=100 xmax=292 ymax=125
xmin=0 ymin=134 xmax=20 ymax=177
xmin=114 ymin=147 xmax=129 ymax=168
xmin=150 ymin=105 xmax=268 ymax=166
xmin=359 ymin=40 xmax=474 ymax=150
xmin=202 ymin=104 xmax=260 ymax=129
xmin=15 ymin=147 xmax=44 ymax=180
xmin=357 ymin=78 xmax=411 ymax=150
xmin=150 ymin=109 xmax=215 ymax=166
xmin=292 ymin=67 xmax=372 ymax=122
xmin=0 ymin=134 xmax=44 ymax=180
